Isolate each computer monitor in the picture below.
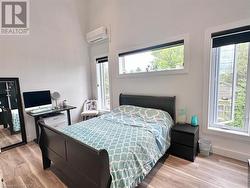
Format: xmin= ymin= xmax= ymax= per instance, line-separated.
xmin=23 ymin=90 xmax=51 ymax=109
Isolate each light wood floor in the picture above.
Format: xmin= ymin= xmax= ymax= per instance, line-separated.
xmin=0 ymin=126 xmax=22 ymax=148
xmin=0 ymin=142 xmax=248 ymax=188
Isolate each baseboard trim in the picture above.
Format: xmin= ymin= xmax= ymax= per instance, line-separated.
xmin=212 ymin=146 xmax=250 ymax=162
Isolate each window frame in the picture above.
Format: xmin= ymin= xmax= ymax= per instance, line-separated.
xmin=116 ymin=35 xmax=190 ymax=78
xmin=96 ymin=56 xmax=110 ymax=111
xmin=207 ymin=25 xmax=250 ymax=135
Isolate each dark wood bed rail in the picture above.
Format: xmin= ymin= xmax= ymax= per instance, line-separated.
xmin=38 ymin=120 xmax=111 ymax=188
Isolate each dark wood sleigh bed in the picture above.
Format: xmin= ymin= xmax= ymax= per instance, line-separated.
xmin=38 ymin=94 xmax=176 ymax=188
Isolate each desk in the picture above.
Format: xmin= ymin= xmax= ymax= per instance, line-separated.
xmin=27 ymin=106 xmax=76 ymax=142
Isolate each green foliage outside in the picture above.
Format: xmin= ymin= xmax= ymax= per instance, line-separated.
xmin=151 ymin=45 xmax=184 ymax=70
xmin=227 ymin=43 xmax=248 ymax=128
xmin=217 ymin=43 xmax=248 ymax=128
xmin=150 ymin=42 xmax=249 ymax=129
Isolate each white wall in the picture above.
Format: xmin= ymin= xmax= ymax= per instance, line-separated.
xmin=0 ymin=0 xmax=91 ymax=141
xmin=86 ymin=0 xmax=250 ymax=161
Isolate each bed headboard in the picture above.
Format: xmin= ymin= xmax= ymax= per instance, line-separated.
xmin=119 ymin=94 xmax=176 ymax=123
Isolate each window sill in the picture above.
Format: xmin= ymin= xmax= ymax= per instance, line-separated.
xmin=98 ymin=109 xmax=110 ymax=115
xmin=208 ymin=127 xmax=250 ymax=137
xmin=117 ymin=68 xmax=188 ymax=79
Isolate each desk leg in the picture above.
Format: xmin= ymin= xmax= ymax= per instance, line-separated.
xmin=34 ymin=116 xmax=40 ymax=143
xmin=67 ymin=110 xmax=72 ymax=125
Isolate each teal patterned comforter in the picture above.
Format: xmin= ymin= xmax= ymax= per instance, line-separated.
xmin=61 ymin=105 xmax=173 ymax=188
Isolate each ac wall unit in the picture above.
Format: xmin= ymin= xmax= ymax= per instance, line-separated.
xmin=86 ymin=26 xmax=108 ymax=44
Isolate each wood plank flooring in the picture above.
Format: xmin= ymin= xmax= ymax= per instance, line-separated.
xmin=0 ymin=126 xmax=22 ymax=148
xmin=0 ymin=142 xmax=248 ymax=188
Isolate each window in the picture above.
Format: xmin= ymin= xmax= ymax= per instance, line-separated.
xmin=118 ymin=40 xmax=184 ymax=75
xmin=209 ymin=26 xmax=250 ymax=133
xmin=96 ymin=57 xmax=110 ymax=111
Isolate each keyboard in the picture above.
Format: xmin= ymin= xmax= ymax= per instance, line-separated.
xmin=30 ymin=107 xmax=52 ymax=114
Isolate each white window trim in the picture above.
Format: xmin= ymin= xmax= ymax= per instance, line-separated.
xmin=95 ymin=55 xmax=111 ymax=112
xmin=92 ymin=54 xmax=107 ymax=97
xmin=210 ymin=45 xmax=249 ymax=133
xmin=202 ymin=19 xmax=250 ymax=141
xmin=114 ymin=34 xmax=190 ymax=79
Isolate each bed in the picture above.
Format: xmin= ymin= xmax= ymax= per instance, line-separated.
xmin=38 ymin=94 xmax=176 ymax=188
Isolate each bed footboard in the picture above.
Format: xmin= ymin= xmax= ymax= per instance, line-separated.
xmin=38 ymin=121 xmax=111 ymax=188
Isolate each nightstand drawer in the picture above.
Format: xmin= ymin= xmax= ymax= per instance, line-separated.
xmin=171 ymin=143 xmax=197 ymax=162
xmin=171 ymin=131 xmax=198 ymax=147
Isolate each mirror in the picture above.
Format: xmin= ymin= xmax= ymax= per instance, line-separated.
xmin=0 ymin=78 xmax=26 ymax=151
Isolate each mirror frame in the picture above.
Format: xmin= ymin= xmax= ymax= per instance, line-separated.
xmin=0 ymin=77 xmax=27 ymax=151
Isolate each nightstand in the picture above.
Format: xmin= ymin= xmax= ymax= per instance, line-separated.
xmin=170 ymin=123 xmax=199 ymax=162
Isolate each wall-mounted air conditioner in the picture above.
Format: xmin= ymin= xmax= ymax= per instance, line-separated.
xmin=86 ymin=26 xmax=108 ymax=44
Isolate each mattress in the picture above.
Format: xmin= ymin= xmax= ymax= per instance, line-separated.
xmin=61 ymin=105 xmax=173 ymax=188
